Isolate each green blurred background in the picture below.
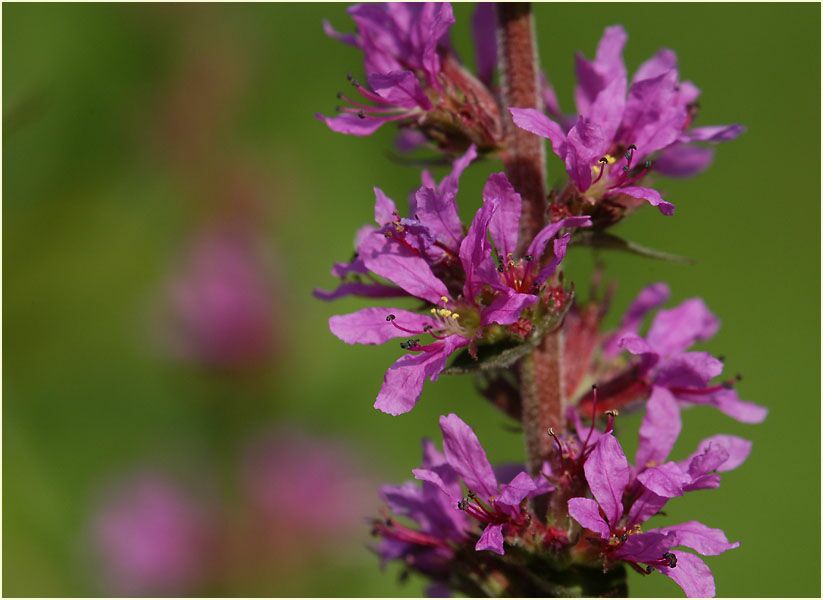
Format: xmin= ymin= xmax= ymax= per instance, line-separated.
xmin=4 ymin=3 xmax=820 ymax=597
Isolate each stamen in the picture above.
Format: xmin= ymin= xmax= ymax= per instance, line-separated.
xmin=624 ymin=144 xmax=637 ymax=169
xmin=581 ymin=384 xmax=599 ymax=452
xmin=592 ymin=157 xmax=609 ymax=184
xmin=399 ymin=338 xmax=420 ymax=350
xmin=547 ymin=427 xmax=565 ymax=455
xmin=604 ymin=409 xmax=618 ymax=434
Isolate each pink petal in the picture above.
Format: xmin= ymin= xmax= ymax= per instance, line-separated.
xmin=567 ymin=497 xmax=611 ymax=539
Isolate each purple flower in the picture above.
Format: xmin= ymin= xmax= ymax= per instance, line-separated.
xmin=576 ymin=283 xmax=767 ymax=426
xmin=318 ymin=3 xmax=502 ymax=152
xmin=510 ymin=26 xmax=744 ymax=224
xmin=321 ymin=154 xmax=590 ymax=414
xmin=615 ymin=284 xmax=768 ymax=426
xmin=567 ymin=431 xmax=745 ymax=597
xmin=90 ymin=472 xmax=212 ymax=596
xmin=375 ymin=414 xmax=553 ymax=560
xmin=372 ymin=437 xmax=470 ymax=576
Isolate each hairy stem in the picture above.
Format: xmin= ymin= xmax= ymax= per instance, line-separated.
xmin=496 ymin=2 xmax=546 ymax=248
xmin=496 ymin=3 xmax=565 ymax=477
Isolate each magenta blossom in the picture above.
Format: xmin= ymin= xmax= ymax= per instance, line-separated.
xmin=375 ymin=413 xmax=553 ymax=560
xmin=373 ymin=437 xmax=470 ymax=577
xmin=319 ymin=3 xmax=501 ymax=152
xmin=323 ymin=158 xmax=590 ymax=414
xmin=576 ymin=283 xmax=767 ymax=429
xmin=90 ymin=472 xmax=212 ymax=597
xmin=615 ymin=284 xmax=768 ymax=426
xmin=510 ymin=26 xmax=744 ymax=223
xmin=567 ymin=429 xmax=747 ymax=597
xmin=314 ymin=145 xmax=479 ymax=303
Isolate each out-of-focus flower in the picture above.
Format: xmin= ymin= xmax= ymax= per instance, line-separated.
xmin=90 ymin=472 xmax=213 ymax=597
xmin=318 ymin=148 xmax=589 ymax=414
xmin=318 ymin=3 xmax=502 ymax=153
xmin=241 ymin=428 xmax=373 ymax=543
xmin=511 ymin=26 xmax=744 ymax=228
xmin=163 ymin=222 xmax=280 ymax=372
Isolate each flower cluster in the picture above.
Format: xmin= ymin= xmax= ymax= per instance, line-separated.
xmin=317 ymin=145 xmax=590 ymax=414
xmin=318 ymin=4 xmax=502 ymax=153
xmin=315 ymin=4 xmax=760 ymax=597
xmin=369 ymin=288 xmax=764 ymax=596
xmin=511 ymin=25 xmax=744 ymax=228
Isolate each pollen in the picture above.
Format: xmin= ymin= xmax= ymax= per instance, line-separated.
xmin=440 ymin=296 xmax=449 ymax=304
xmin=451 ymin=313 xmax=460 ymax=320
xmin=592 ymin=154 xmax=616 ymax=176
xmin=436 ymin=308 xmax=453 ymax=318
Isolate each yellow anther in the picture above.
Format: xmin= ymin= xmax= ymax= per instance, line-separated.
xmin=430 ymin=308 xmax=437 ymax=315
xmin=438 ymin=308 xmax=452 ymax=318
xmin=451 ymin=313 xmax=460 ymax=320
xmin=440 ymin=296 xmax=449 ymax=304
xmin=604 ymin=154 xmax=616 ymax=164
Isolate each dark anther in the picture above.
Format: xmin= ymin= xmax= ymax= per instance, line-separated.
xmin=623 ymin=165 xmax=630 ymax=173
xmin=627 ymin=144 xmax=637 ymax=152
xmin=524 ymin=255 xmax=533 ymax=262
xmin=386 ymin=314 xmax=396 ymax=322
xmin=422 ymin=324 xmax=433 ymax=332
xmin=385 ymin=517 xmax=394 ymax=527
xmin=357 ymin=110 xmax=366 ymax=119
xmin=399 ymin=338 xmax=420 ymax=350
xmin=620 ymin=533 xmax=629 ymax=542
xmin=644 ymin=160 xmax=652 ymax=169
xmin=346 ymin=72 xmax=354 ymax=82
xmin=457 ymin=499 xmax=469 ymax=510
xmin=644 ymin=565 xmax=654 ymax=575
xmin=497 ymin=265 xmax=504 ymax=272
xmin=591 ymin=384 xmax=598 ymax=390
xmin=663 ymin=552 xmax=677 ymax=568
xmin=599 ymin=157 xmax=609 ymax=165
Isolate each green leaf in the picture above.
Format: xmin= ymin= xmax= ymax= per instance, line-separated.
xmin=574 ymin=230 xmax=695 ymax=264
xmin=444 ymin=292 xmax=574 ymax=375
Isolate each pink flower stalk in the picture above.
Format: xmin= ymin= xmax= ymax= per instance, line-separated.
xmin=90 ymin=472 xmax=213 ymax=597
xmin=316 ymin=5 xmax=761 ymax=597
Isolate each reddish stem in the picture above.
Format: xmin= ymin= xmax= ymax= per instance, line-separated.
xmin=496 ymin=3 xmax=565 ymax=478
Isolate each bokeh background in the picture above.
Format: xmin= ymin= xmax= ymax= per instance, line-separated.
xmin=4 ymin=3 xmax=820 ymax=597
